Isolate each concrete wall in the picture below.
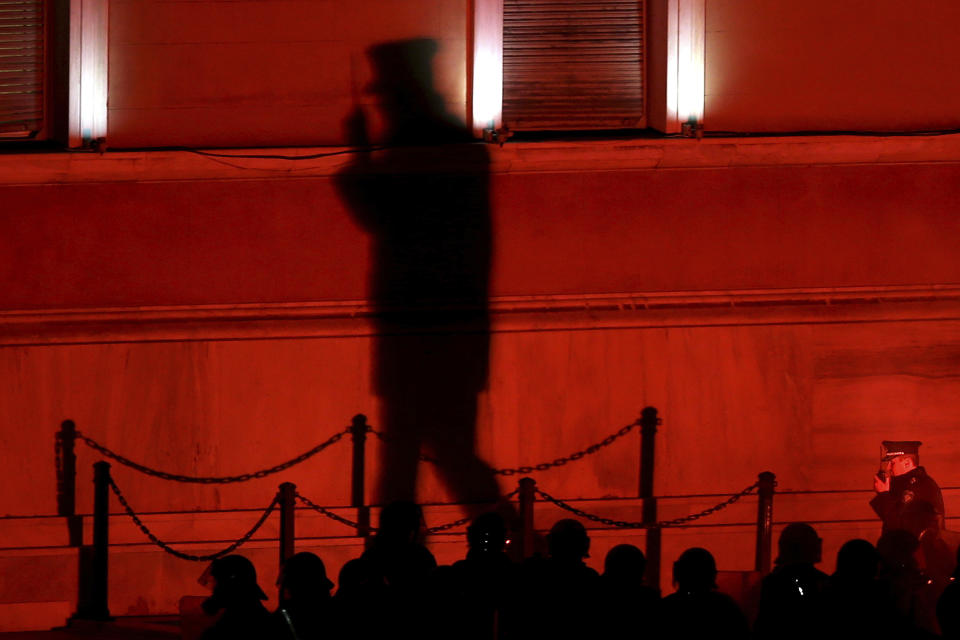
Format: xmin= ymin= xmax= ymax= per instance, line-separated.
xmin=705 ymin=0 xmax=960 ymax=132
xmin=107 ymin=0 xmax=469 ymax=147
xmin=102 ymin=0 xmax=960 ymax=147
xmin=4 ymin=160 xmax=960 ymax=310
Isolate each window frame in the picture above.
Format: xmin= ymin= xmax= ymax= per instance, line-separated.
xmin=471 ymin=0 xmax=704 ymax=137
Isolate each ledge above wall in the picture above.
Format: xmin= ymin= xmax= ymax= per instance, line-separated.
xmin=3 ymin=133 xmax=960 ymax=185
xmin=3 ymin=285 xmax=960 ymax=347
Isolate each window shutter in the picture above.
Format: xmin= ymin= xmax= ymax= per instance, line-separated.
xmin=503 ymin=0 xmax=645 ymax=131
xmin=0 ymin=0 xmax=44 ymax=137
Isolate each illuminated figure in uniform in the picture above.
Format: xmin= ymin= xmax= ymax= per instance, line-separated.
xmin=871 ymin=440 xmax=951 ymax=579
xmin=871 ymin=440 xmax=944 ymax=538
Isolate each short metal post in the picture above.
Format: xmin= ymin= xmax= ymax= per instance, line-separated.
xmin=518 ymin=477 xmax=536 ymax=559
xmin=755 ymin=471 xmax=776 ymax=574
xmin=57 ymin=420 xmax=77 ymax=517
xmin=77 ymin=461 xmax=111 ymax=620
xmin=279 ymin=482 xmax=296 ymax=568
xmin=639 ymin=407 xmax=661 ymax=589
xmin=57 ymin=420 xmax=82 ymax=546
xmin=350 ymin=414 xmax=370 ymax=538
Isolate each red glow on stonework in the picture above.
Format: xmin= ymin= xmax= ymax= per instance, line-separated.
xmin=2 ymin=0 xmax=960 ymax=634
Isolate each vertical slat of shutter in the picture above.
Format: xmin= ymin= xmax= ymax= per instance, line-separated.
xmin=503 ymin=0 xmax=644 ymax=131
xmin=0 ymin=0 xmax=44 ymax=136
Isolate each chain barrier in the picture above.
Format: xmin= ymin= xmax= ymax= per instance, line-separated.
xmin=108 ymin=476 xmax=279 ymax=561
xmin=296 ymin=488 xmax=521 ymax=534
xmin=78 ymin=428 xmax=348 ymax=484
xmin=74 ymin=415 xmax=643 ymax=484
xmin=425 ymin=488 xmax=520 ymax=534
xmin=534 ymin=481 xmax=760 ymax=529
xmin=295 ymin=492 xmax=362 ymax=530
xmin=367 ymin=419 xmax=642 ymax=476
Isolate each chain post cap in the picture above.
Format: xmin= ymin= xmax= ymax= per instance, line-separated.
xmin=350 ymin=414 xmax=368 ymax=437
xmin=758 ymin=471 xmax=777 ymax=491
xmin=640 ymin=406 xmax=660 ymax=428
xmin=61 ymin=419 xmax=76 ymax=433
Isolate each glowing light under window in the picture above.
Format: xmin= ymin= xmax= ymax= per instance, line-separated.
xmin=70 ymin=0 xmax=108 ymax=146
xmin=473 ymin=47 xmax=502 ymax=131
xmin=667 ymin=0 xmax=705 ymax=128
xmin=472 ymin=0 xmax=503 ymax=135
xmin=79 ymin=59 xmax=107 ymax=143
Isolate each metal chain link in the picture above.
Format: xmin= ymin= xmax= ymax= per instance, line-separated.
xmin=367 ymin=419 xmax=641 ymax=476
xmin=534 ymin=481 xmax=760 ymax=529
xmin=109 ymin=476 xmax=279 ymax=561
xmin=295 ymin=492 xmax=362 ymax=530
xmin=78 ymin=428 xmax=348 ymax=483
xmin=492 ymin=420 xmax=642 ymax=476
xmin=296 ymin=488 xmax=521 ymax=534
xmin=426 ymin=514 xmax=474 ymax=534
xmin=425 ymin=488 xmax=520 ymax=534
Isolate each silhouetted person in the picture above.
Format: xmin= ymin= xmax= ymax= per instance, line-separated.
xmin=821 ymin=538 xmax=885 ymax=640
xmin=754 ymin=522 xmax=829 ymax=639
xmin=877 ymin=529 xmax=940 ymax=638
xmin=598 ymin=543 xmax=660 ymax=637
xmin=359 ymin=501 xmax=437 ymax=637
xmin=517 ymin=519 xmax=600 ymax=639
xmin=336 ymin=39 xmax=501 ymax=515
xmin=658 ymin=547 xmax=748 ymax=640
xmin=449 ymin=513 xmax=518 ymax=640
xmin=272 ymin=551 xmax=335 ymax=640
xmin=937 ymin=546 xmax=960 ymax=638
xmin=198 ymin=555 xmax=271 ymax=640
xmin=333 ymin=557 xmax=389 ymax=640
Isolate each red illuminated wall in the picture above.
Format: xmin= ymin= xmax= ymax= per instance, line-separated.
xmin=2 ymin=153 xmax=959 ymax=521
xmin=4 ymin=0 xmax=960 ymax=627
xmin=104 ymin=0 xmax=960 ymax=147
xmin=107 ymin=0 xmax=469 ymax=147
xmin=4 ymin=161 xmax=960 ymax=310
xmin=705 ymin=0 xmax=960 ymax=131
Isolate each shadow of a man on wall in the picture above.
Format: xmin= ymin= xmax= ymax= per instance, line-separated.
xmin=336 ymin=39 xmax=501 ymax=510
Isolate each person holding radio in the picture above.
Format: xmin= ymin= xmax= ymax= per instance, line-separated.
xmin=871 ymin=440 xmax=944 ymax=540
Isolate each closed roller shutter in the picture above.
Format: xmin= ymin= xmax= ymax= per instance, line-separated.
xmin=503 ymin=0 xmax=645 ymax=131
xmin=0 ymin=0 xmax=44 ymax=137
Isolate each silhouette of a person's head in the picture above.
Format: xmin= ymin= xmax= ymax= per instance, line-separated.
xmin=834 ymin=538 xmax=880 ymax=581
xmin=604 ymin=543 xmax=647 ymax=583
xmin=201 ymin=554 xmax=267 ymax=614
xmin=377 ymin=500 xmax=425 ymax=545
xmin=547 ymin=519 xmax=590 ymax=562
xmin=278 ymin=551 xmax=334 ymax=601
xmin=775 ymin=522 xmax=822 ymax=567
xmin=335 ymin=557 xmax=379 ymax=598
xmin=877 ymin=529 xmax=920 ymax=570
xmin=364 ymin=39 xmax=466 ymax=144
xmin=673 ymin=547 xmax=718 ymax=593
xmin=467 ymin=512 xmax=507 ymax=555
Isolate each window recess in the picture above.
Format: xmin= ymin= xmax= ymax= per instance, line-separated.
xmin=501 ymin=0 xmax=645 ymax=132
xmin=0 ymin=0 xmax=45 ymax=138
